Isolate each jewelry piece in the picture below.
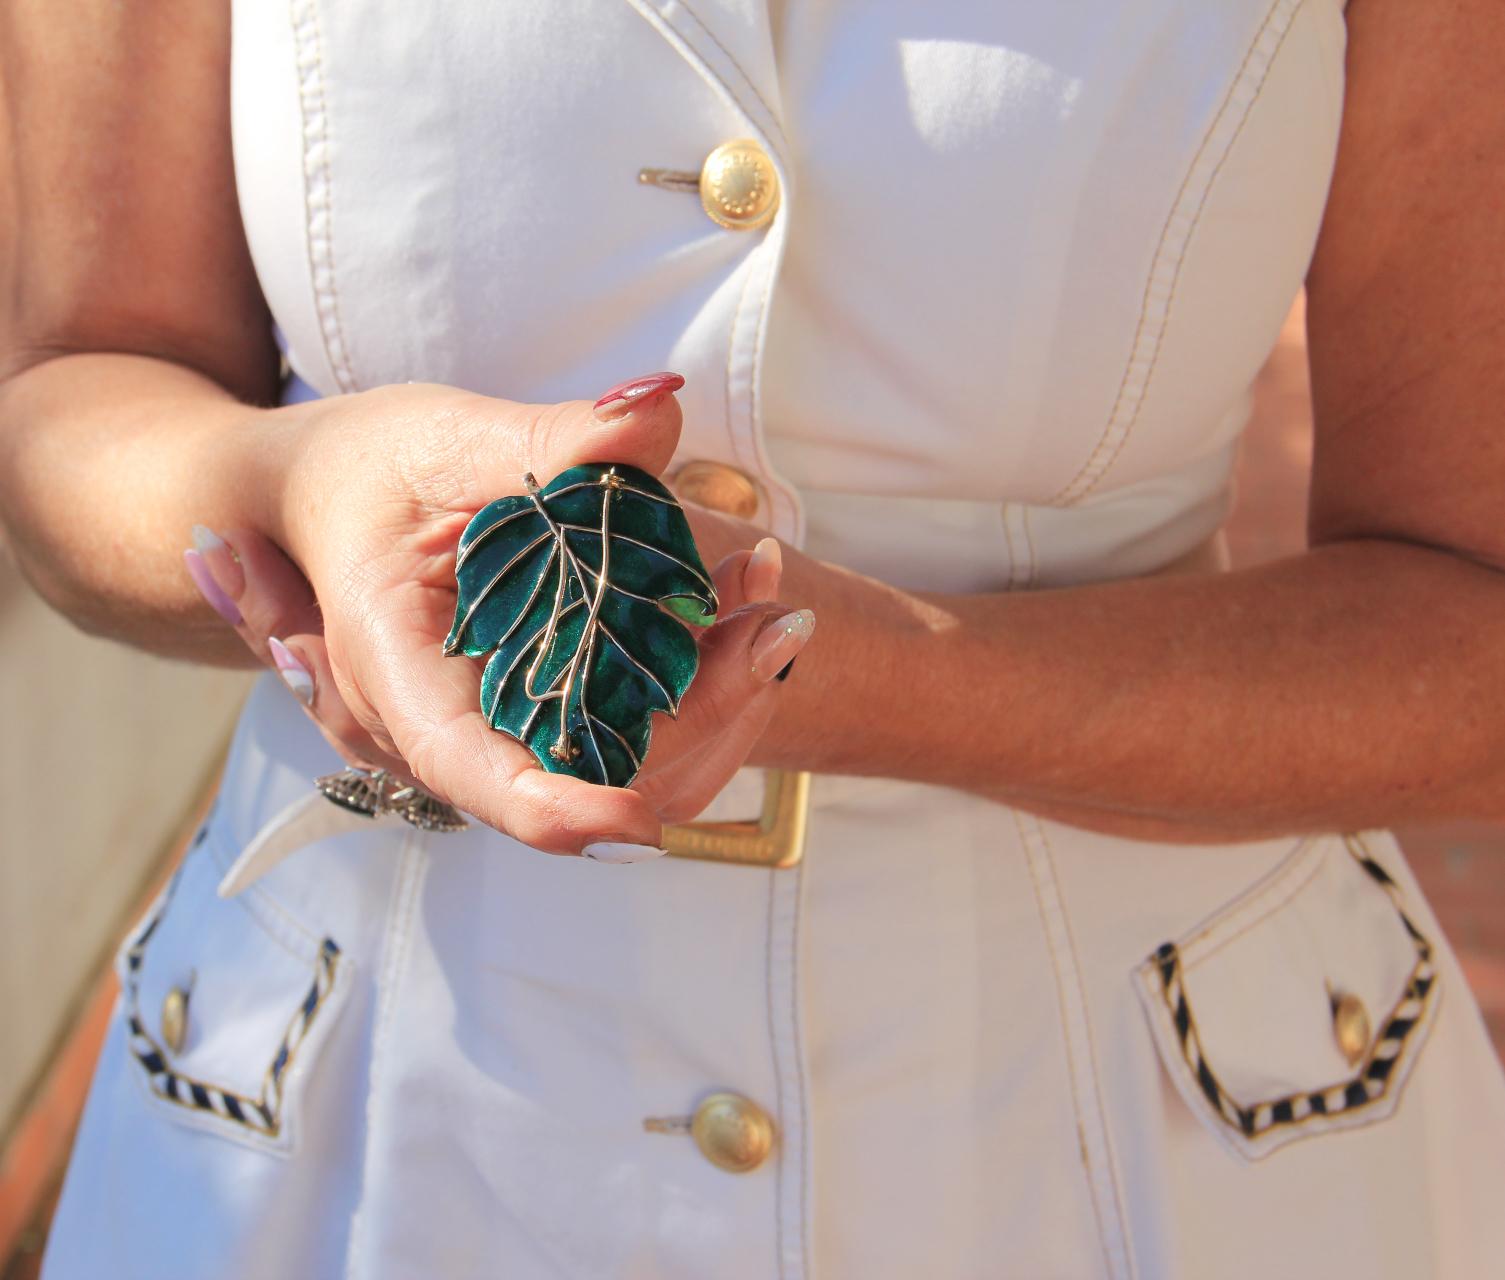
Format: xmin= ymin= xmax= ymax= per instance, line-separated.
xmin=315 ymin=766 xmax=389 ymax=818
xmin=385 ymin=784 xmax=470 ymax=834
xmin=314 ymin=766 xmax=468 ymax=832
xmin=444 ymin=462 xmax=718 ymax=788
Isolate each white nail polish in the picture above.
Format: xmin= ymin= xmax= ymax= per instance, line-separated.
xmin=581 ymin=841 xmax=667 ymax=864
xmin=190 ymin=524 xmax=226 ymax=554
xmin=268 ymin=637 xmax=315 ymax=708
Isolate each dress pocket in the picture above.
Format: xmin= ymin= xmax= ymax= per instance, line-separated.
xmin=114 ymin=821 xmax=350 ymax=1156
xmin=1134 ymin=832 xmax=1440 ymax=1161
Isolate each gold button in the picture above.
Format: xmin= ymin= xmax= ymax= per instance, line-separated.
xmin=691 ymin=1092 xmax=776 ymax=1173
xmin=670 ymin=460 xmax=762 ymax=520
xmin=161 ymin=985 xmax=191 ymax=1055
xmin=700 ymin=139 xmax=780 ymax=231
xmin=1331 ymin=991 xmax=1371 ymax=1066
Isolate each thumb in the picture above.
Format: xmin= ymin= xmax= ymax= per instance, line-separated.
xmin=530 ymin=371 xmax=685 ymax=484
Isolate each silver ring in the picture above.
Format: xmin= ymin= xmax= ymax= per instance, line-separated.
xmin=314 ymin=767 xmax=468 ymax=833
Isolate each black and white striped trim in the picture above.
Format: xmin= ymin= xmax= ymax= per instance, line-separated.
xmin=121 ymin=832 xmax=343 ymax=1140
xmin=1147 ymin=837 xmax=1436 ymax=1145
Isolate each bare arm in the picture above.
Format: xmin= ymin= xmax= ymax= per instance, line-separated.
xmin=0 ymin=3 xmax=813 ymax=851
xmin=752 ymin=0 xmax=1505 ymax=839
xmin=0 ymin=0 xmax=280 ymax=661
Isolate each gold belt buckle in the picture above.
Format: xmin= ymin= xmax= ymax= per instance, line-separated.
xmin=662 ymin=769 xmax=810 ymax=868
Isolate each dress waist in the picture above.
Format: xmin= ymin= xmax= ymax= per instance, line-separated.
xmin=794 ymin=440 xmax=1235 ymax=594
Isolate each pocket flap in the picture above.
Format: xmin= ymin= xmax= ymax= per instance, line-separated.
xmin=1135 ymin=833 xmax=1439 ymax=1160
xmin=116 ymin=826 xmax=348 ymax=1153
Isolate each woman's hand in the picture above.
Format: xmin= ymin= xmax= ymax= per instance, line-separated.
xmin=185 ymin=376 xmax=815 ymax=858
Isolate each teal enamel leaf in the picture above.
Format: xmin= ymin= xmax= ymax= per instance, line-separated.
xmin=444 ymin=462 xmax=718 ymax=787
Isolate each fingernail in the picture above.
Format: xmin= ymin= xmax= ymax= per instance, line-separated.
xmin=184 ymin=548 xmax=243 ymax=626
xmin=190 ymin=524 xmax=236 ymax=561
xmin=592 ymin=372 xmax=685 ymax=422
xmin=581 ymin=841 xmax=668 ymax=864
xmin=268 ymin=637 xmax=315 ymax=708
xmin=743 ymin=537 xmax=783 ymax=603
xmin=751 ymin=609 xmax=815 ymax=682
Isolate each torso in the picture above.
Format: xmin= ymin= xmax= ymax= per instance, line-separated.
xmin=44 ymin=8 xmax=1505 ymax=1280
xmin=231 ymin=0 xmax=1347 ymax=583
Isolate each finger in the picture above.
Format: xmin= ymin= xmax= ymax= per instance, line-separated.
xmin=432 ymin=373 xmax=687 ymax=514
xmin=266 ymin=631 xmax=420 ymax=783
xmin=354 ymin=583 xmax=665 ymax=854
xmin=635 ymin=601 xmax=815 ymax=783
xmin=532 ymin=372 xmax=686 ymax=482
xmin=196 ymin=525 xmax=415 ymax=779
xmin=710 ymin=535 xmax=782 ymax=616
xmin=638 ymin=696 xmax=780 ymax=823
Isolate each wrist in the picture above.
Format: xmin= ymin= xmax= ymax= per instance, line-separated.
xmin=751 ymin=561 xmax=952 ymax=777
xmin=210 ymin=393 xmax=328 ymax=571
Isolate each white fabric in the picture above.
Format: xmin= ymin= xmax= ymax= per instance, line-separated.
xmin=46 ymin=1 xmax=1505 ymax=1277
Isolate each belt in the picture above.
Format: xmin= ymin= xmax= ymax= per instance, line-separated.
xmin=662 ymin=528 xmax=1229 ymax=870
xmin=663 ymin=768 xmax=810 ymax=869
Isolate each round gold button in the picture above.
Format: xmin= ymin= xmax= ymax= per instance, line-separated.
xmin=670 ymin=460 xmax=762 ymax=520
xmin=161 ymin=986 xmax=191 ymax=1055
xmin=691 ymin=1092 xmax=776 ymax=1173
xmin=699 ymin=139 xmax=780 ymax=232
xmin=1331 ymin=991 xmax=1371 ymax=1066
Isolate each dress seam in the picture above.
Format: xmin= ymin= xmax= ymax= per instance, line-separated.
xmin=290 ymin=0 xmax=358 ymax=393
xmin=1014 ymin=810 xmax=1136 ymax=1280
xmin=344 ymin=832 xmax=427 ymax=1280
xmin=664 ymin=0 xmax=789 ymax=152
xmin=1051 ymin=0 xmax=1305 ymax=505
xmin=1182 ymin=844 xmax=1327 ymax=970
xmin=764 ymin=868 xmax=789 ymax=1278
xmin=1034 ymin=818 xmax=1139 ymax=1275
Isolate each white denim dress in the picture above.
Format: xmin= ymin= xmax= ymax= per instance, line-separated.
xmin=46 ymin=1 xmax=1505 ymax=1276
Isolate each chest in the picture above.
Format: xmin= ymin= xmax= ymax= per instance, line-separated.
xmin=233 ymin=0 xmax=1346 ymax=542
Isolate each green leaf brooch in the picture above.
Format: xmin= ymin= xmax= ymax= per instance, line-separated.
xmin=444 ymin=463 xmax=718 ymax=787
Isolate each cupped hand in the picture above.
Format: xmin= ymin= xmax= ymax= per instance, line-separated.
xmin=185 ymin=376 xmax=814 ymax=858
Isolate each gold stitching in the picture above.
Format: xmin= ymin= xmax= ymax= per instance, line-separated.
xmin=763 ymin=867 xmax=789 ymax=1278
xmin=198 ymin=821 xmax=322 ymax=954
xmin=1146 ymin=836 xmax=1438 ymax=1146
xmin=1014 ymin=810 xmax=1126 ymax=1280
xmin=789 ymin=859 xmax=812 ymax=1277
xmin=1020 ymin=505 xmax=1038 ymax=588
xmin=668 ymin=0 xmax=790 ymax=153
xmin=648 ymin=0 xmax=801 ymax=538
xmin=1000 ymin=503 xmax=1020 ymax=589
xmin=1181 ymin=844 xmax=1328 ymax=973
xmin=123 ymin=869 xmax=342 ymax=1140
xmin=291 ymin=0 xmax=358 ymax=392
xmin=1052 ymin=0 xmax=1305 ymax=506
xmin=1033 ymin=818 xmax=1138 ymax=1277
xmin=1152 ymin=946 xmax=1432 ymax=1136
xmin=1177 ymin=834 xmax=1318 ymax=954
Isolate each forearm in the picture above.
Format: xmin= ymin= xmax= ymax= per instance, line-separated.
xmin=0 ymin=352 xmax=291 ymax=663
xmin=758 ymin=539 xmax=1505 ymax=839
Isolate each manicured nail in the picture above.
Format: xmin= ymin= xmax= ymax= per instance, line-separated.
xmin=581 ymin=841 xmax=668 ymax=864
xmin=184 ymin=549 xmax=243 ymax=626
xmin=743 ymin=537 xmax=783 ymax=603
xmin=191 ymin=524 xmax=235 ymax=560
xmin=268 ymin=637 xmax=315 ymax=708
xmin=750 ymin=609 xmax=815 ymax=682
xmin=592 ymin=372 xmax=685 ymax=422
xmin=188 ymin=523 xmax=246 ymax=606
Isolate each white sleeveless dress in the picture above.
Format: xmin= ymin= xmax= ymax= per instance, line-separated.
xmin=45 ymin=2 xmax=1505 ymax=1277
